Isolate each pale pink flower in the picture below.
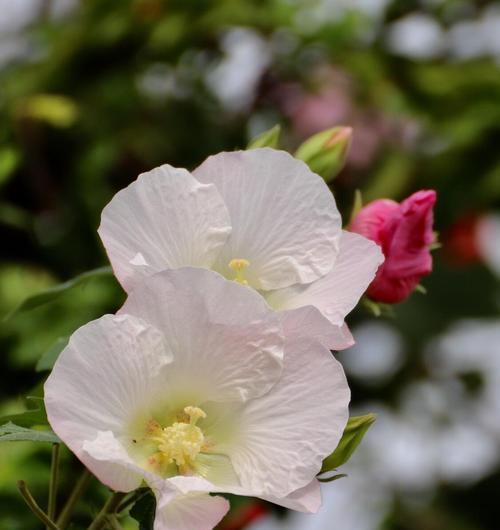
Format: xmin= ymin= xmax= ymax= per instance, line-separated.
xmin=98 ymin=148 xmax=383 ymax=349
xmin=45 ymin=268 xmax=350 ymax=530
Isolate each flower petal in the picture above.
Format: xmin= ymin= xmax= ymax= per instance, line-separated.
xmin=220 ymin=336 xmax=350 ymax=498
xmin=155 ymin=493 xmax=230 ymax=530
xmin=279 ymin=305 xmax=354 ymax=351
xmin=193 ymin=149 xmax=342 ymax=290
xmin=98 ymin=164 xmax=231 ymax=292
xmin=349 ymin=198 xmax=399 ymax=242
xmin=82 ymin=430 xmax=148 ymax=491
xmin=84 ymin=437 xmax=229 ymax=530
xmin=167 ymin=475 xmax=222 ymax=494
xmin=119 ymin=268 xmax=284 ymax=403
xmin=44 ymin=314 xmax=170 ymax=490
xmin=193 ymin=453 xmax=241 ymax=488
xmin=261 ymin=479 xmax=321 ymax=513
xmin=265 ymin=231 xmax=384 ymax=326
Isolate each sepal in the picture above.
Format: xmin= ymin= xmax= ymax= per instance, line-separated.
xmin=319 ymin=413 xmax=376 ymax=474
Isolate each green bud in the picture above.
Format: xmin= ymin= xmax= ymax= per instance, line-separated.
xmin=295 ymin=126 xmax=352 ymax=182
xmin=247 ymin=124 xmax=281 ymax=149
xmin=320 ymin=413 xmax=376 ymax=474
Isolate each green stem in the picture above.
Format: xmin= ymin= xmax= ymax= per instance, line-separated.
xmin=17 ymin=480 xmax=61 ymax=530
xmin=106 ymin=515 xmax=124 ymax=530
xmin=87 ymin=492 xmax=126 ymax=530
xmin=48 ymin=443 xmax=60 ymax=526
xmin=57 ymin=468 xmax=92 ymax=530
xmin=116 ymin=489 xmax=148 ymax=514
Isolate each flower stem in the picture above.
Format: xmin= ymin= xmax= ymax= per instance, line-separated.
xmin=17 ymin=480 xmax=61 ymax=530
xmin=48 ymin=443 xmax=60 ymax=527
xmin=116 ymin=488 xmax=148 ymax=514
xmin=106 ymin=515 xmax=125 ymax=530
xmin=87 ymin=491 xmax=126 ymax=530
xmin=57 ymin=468 xmax=92 ymax=529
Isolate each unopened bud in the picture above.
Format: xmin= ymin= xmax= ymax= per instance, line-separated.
xmin=295 ymin=126 xmax=353 ymax=182
xmin=350 ymin=190 xmax=437 ymax=304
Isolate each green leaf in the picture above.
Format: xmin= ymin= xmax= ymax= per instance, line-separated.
xmin=295 ymin=126 xmax=352 ymax=182
xmin=130 ymin=490 xmax=156 ymax=530
xmin=36 ymin=337 xmax=69 ymax=372
xmin=4 ymin=266 xmax=113 ymax=320
xmin=0 ymin=409 xmax=46 ymax=428
xmin=320 ymin=414 xmax=376 ymax=474
xmin=0 ymin=422 xmax=60 ymax=443
xmin=0 ymin=397 xmax=49 ymax=427
xmin=247 ymin=124 xmax=281 ymax=149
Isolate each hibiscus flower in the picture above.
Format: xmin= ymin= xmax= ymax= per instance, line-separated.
xmin=98 ymin=148 xmax=383 ymax=349
xmin=45 ymin=268 xmax=350 ymax=530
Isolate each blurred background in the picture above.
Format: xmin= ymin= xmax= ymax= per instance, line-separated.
xmin=1 ymin=0 xmax=500 ymax=529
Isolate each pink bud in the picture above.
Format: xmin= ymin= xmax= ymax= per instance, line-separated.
xmin=350 ymin=190 xmax=437 ymax=303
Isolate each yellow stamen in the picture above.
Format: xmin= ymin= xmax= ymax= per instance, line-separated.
xmin=145 ymin=406 xmax=207 ymax=474
xmin=228 ymin=258 xmax=250 ymax=285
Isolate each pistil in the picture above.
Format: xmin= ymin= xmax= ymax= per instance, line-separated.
xmin=228 ymin=258 xmax=250 ymax=285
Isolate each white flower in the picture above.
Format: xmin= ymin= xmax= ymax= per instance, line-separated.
xmin=45 ymin=268 xmax=350 ymax=530
xmin=98 ymin=148 xmax=383 ymax=350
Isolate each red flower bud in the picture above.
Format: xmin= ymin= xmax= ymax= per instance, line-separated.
xmin=350 ymin=190 xmax=437 ymax=303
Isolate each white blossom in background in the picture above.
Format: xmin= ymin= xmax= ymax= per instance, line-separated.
xmin=448 ymin=4 xmax=500 ymax=61
xmin=98 ymin=148 xmax=383 ymax=351
xmin=386 ymin=6 xmax=500 ymax=62
xmin=45 ymin=268 xmax=350 ymax=530
xmin=427 ymin=319 xmax=500 ymax=441
xmin=386 ymin=13 xmax=445 ymax=59
xmin=0 ymin=0 xmax=76 ymax=67
xmin=337 ymin=322 xmax=405 ymax=385
xmin=206 ymin=28 xmax=271 ymax=112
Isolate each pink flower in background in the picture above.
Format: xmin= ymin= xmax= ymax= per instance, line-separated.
xmin=350 ymin=190 xmax=437 ymax=304
xmin=268 ymin=66 xmax=420 ymax=171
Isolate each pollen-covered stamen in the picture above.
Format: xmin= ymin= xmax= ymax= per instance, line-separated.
xmin=228 ymin=258 xmax=250 ymax=285
xmin=145 ymin=406 xmax=207 ymax=474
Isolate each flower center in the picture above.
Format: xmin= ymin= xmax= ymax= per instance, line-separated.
xmin=228 ymin=258 xmax=250 ymax=285
xmin=145 ymin=406 xmax=207 ymax=474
